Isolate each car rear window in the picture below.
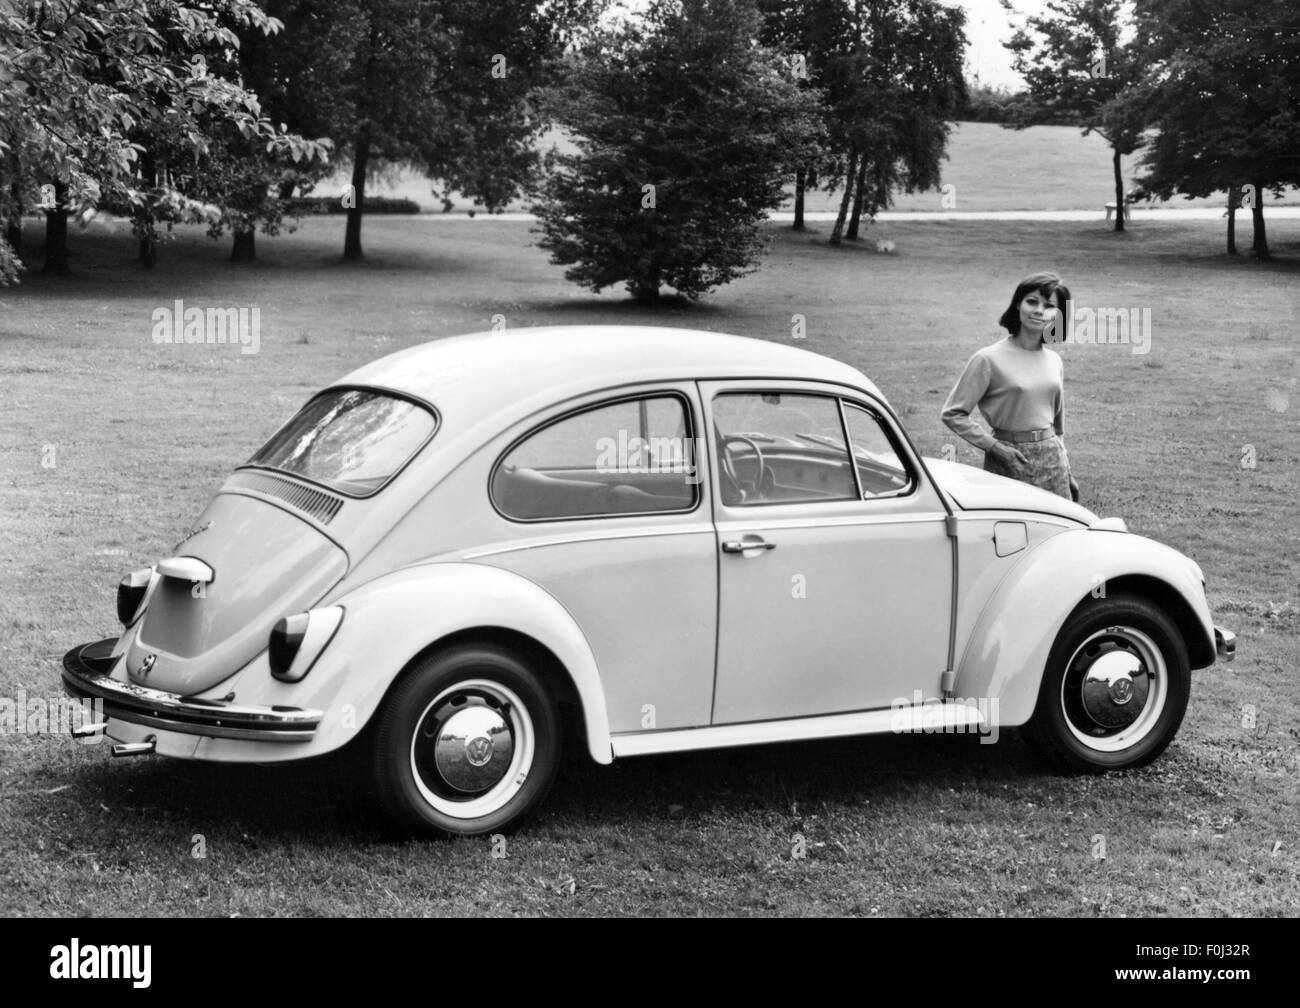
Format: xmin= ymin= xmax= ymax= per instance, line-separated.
xmin=244 ymin=388 xmax=436 ymax=497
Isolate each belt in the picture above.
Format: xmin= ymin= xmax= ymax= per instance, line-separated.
xmin=993 ymin=427 xmax=1056 ymax=443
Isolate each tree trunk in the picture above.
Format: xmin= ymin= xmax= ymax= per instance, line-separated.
xmin=231 ymin=228 xmax=256 ymax=262
xmin=629 ymin=275 xmax=660 ymax=304
xmin=5 ymin=178 xmax=19 ymax=253
xmin=1250 ymin=177 xmax=1269 ymax=259
xmin=1226 ymin=185 xmax=1238 ymax=255
xmin=343 ymin=125 xmax=370 ymax=261
xmin=829 ymin=151 xmax=858 ymax=246
xmin=5 ymin=134 xmax=21 ymax=253
xmin=792 ymin=168 xmax=806 ymax=231
xmin=42 ymin=181 xmax=70 ymax=275
xmin=1111 ymin=146 xmax=1125 ymax=233
xmin=138 ymin=235 xmax=157 ymax=268
xmin=846 ymin=157 xmax=868 ymax=241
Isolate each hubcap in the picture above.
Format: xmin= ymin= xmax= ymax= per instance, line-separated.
xmin=434 ymin=704 xmax=514 ymax=792
xmin=410 ymin=679 xmax=534 ymax=820
xmin=1061 ymin=626 xmax=1167 ymax=752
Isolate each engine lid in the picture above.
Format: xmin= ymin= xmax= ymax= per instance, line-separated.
xmin=127 ymin=492 xmax=347 ymax=695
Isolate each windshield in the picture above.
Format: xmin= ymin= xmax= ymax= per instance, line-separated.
xmin=244 ymin=389 xmax=437 ymax=496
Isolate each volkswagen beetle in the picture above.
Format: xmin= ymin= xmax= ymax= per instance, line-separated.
xmin=62 ymin=325 xmax=1236 ymax=837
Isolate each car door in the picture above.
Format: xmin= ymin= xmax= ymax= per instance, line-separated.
xmin=702 ymin=380 xmax=953 ymax=724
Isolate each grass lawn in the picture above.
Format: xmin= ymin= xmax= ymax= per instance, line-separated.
xmin=1 ymin=213 xmax=1297 ymax=917
xmin=310 ymin=121 xmax=1300 ymax=214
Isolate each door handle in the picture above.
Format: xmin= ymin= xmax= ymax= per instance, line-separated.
xmin=721 ymin=538 xmax=776 ymax=553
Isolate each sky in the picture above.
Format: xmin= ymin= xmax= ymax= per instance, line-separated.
xmin=958 ymin=0 xmax=1052 ymax=89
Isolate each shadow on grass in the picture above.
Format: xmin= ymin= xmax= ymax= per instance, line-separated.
xmin=10 ymin=228 xmax=481 ymax=300
xmin=46 ymin=729 xmax=1052 ymax=846
xmin=519 ymin=293 xmax=731 ymax=317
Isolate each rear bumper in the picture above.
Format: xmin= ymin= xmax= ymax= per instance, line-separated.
xmin=62 ymin=638 xmax=321 ymax=743
xmin=1215 ymin=624 xmax=1236 ymax=662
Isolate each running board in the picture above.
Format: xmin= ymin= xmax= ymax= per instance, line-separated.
xmin=611 ymin=703 xmax=988 ymax=758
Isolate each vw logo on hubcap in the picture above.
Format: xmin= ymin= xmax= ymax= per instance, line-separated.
xmin=465 ymin=735 xmax=494 ymax=767
xmin=1109 ymin=677 xmax=1134 ymax=704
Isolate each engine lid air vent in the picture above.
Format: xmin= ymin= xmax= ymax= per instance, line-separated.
xmin=226 ymin=471 xmax=344 ymax=525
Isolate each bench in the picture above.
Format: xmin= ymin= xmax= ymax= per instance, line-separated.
xmin=1104 ymin=202 xmax=1131 ymax=222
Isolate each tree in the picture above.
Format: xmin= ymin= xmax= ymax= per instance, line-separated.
xmin=0 ymin=0 xmax=322 ymax=279
xmin=531 ymin=0 xmax=825 ymax=303
xmin=305 ymin=0 xmax=603 ymax=262
xmin=1002 ymin=0 xmax=1146 ymax=233
xmin=757 ymin=0 xmax=847 ymax=231
xmin=759 ymin=0 xmax=966 ymax=245
xmin=1124 ymin=0 xmax=1300 ymax=258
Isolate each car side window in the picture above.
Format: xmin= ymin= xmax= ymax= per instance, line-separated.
xmin=711 ymin=392 xmax=858 ymax=506
xmin=842 ymin=402 xmax=914 ymax=497
xmin=492 ymin=394 xmax=700 ymax=521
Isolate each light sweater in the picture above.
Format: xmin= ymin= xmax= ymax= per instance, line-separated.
xmin=942 ymin=336 xmax=1064 ymax=453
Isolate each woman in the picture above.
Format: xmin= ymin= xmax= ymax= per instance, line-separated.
xmin=941 ymin=271 xmax=1080 ymax=501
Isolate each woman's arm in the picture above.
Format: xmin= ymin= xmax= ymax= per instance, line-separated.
xmin=1053 ymin=353 xmax=1065 ymax=439
xmin=941 ymin=353 xmax=999 ymax=452
xmin=1053 ymin=354 xmax=1079 ymax=499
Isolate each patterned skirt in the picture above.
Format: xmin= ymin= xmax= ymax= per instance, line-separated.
xmin=983 ymin=434 xmax=1072 ymax=499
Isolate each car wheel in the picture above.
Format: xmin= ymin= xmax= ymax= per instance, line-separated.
xmin=1025 ymin=593 xmax=1190 ymax=771
xmin=371 ymin=643 xmax=560 ymax=838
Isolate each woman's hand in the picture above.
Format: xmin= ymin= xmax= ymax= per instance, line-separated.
xmin=991 ymin=440 xmax=1029 ymax=468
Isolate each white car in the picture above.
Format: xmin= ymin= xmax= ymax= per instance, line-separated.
xmin=63 ymin=325 xmax=1235 ymax=837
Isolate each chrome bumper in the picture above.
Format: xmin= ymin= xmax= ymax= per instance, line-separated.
xmin=62 ymin=638 xmax=321 ymax=743
xmin=1214 ymin=625 xmax=1236 ymax=662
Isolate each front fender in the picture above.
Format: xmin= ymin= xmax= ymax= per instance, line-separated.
xmin=193 ymin=561 xmax=612 ymax=765
xmin=954 ymin=529 xmax=1214 ymax=725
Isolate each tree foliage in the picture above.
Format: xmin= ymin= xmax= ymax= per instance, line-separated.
xmin=1002 ymin=0 xmax=1146 ymax=232
xmin=300 ymin=0 xmax=605 ymax=261
xmin=1123 ymin=0 xmax=1300 ymax=257
xmin=759 ymin=0 xmax=967 ymax=242
xmin=531 ymin=0 xmax=825 ymax=302
xmin=0 ymin=0 xmax=326 ymax=278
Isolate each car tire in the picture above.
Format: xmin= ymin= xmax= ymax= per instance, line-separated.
xmin=1025 ymin=593 xmax=1190 ymax=772
xmin=371 ymin=643 xmax=561 ymax=838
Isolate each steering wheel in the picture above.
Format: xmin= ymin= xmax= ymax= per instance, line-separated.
xmin=721 ymin=435 xmax=770 ymax=500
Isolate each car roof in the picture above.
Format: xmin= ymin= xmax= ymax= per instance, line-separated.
xmin=335 ymin=326 xmax=884 ymax=425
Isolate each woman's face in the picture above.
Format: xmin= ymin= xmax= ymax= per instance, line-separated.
xmin=1018 ymin=288 xmax=1060 ymax=337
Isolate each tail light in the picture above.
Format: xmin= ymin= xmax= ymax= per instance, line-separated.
xmin=269 ymin=606 xmax=344 ymax=683
xmin=116 ymin=567 xmax=155 ymax=626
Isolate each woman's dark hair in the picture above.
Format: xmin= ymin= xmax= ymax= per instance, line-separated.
xmin=999 ymin=271 xmax=1071 ymax=337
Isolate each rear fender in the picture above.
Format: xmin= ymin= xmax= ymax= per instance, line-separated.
xmin=193 ymin=562 xmax=611 ymax=764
